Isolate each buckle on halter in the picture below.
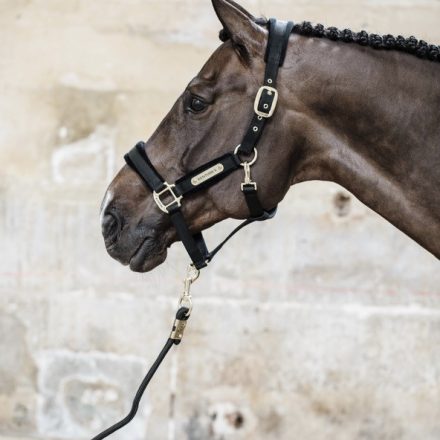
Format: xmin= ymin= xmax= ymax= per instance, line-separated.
xmin=153 ymin=182 xmax=182 ymax=214
xmin=254 ymin=86 xmax=278 ymax=118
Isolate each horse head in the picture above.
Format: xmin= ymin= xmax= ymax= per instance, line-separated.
xmin=100 ymin=0 xmax=299 ymax=272
xmin=100 ymin=0 xmax=440 ymax=270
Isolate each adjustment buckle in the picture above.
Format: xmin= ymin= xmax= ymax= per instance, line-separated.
xmin=254 ymin=86 xmax=278 ymax=118
xmin=153 ymin=182 xmax=182 ymax=214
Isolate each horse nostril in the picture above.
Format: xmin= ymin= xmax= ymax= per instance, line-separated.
xmin=102 ymin=212 xmax=121 ymax=244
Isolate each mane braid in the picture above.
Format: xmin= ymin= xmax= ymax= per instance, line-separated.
xmin=292 ymin=21 xmax=440 ymax=62
xmin=219 ymin=19 xmax=440 ymax=63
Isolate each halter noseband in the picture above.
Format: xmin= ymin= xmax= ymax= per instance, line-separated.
xmin=124 ymin=19 xmax=293 ymax=270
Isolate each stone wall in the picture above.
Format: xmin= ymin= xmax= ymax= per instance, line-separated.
xmin=1 ymin=1 xmax=439 ymax=439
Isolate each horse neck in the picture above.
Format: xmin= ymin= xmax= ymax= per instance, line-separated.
xmin=283 ymin=34 xmax=440 ymax=258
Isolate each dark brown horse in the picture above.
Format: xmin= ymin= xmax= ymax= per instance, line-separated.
xmin=100 ymin=0 xmax=440 ymax=273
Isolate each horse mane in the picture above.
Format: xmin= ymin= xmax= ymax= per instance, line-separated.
xmin=219 ymin=19 xmax=440 ymax=63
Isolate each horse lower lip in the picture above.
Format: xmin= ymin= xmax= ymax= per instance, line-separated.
xmin=129 ymin=237 xmax=155 ymax=269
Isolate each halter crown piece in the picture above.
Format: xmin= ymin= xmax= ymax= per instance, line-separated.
xmin=92 ymin=19 xmax=293 ymax=440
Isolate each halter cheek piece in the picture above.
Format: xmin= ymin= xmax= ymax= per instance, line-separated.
xmin=92 ymin=19 xmax=293 ymax=440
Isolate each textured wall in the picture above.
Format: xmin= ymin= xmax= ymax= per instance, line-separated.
xmin=1 ymin=1 xmax=440 ymax=439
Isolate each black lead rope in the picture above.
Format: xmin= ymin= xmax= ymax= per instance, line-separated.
xmin=91 ymin=340 xmax=173 ymax=440
xmin=91 ymin=308 xmax=189 ymax=440
xmin=92 ymin=18 xmax=292 ymax=440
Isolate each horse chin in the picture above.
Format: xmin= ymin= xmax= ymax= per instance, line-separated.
xmin=129 ymin=236 xmax=168 ymax=273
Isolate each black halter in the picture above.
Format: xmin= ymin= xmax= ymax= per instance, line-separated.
xmin=92 ymin=18 xmax=293 ymax=440
xmin=124 ymin=18 xmax=293 ymax=270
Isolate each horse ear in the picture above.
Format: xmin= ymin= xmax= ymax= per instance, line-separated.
xmin=212 ymin=0 xmax=265 ymax=60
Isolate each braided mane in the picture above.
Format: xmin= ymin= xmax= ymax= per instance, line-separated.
xmin=219 ymin=19 xmax=440 ymax=63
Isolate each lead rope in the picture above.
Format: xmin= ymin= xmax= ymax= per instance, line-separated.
xmin=91 ymin=265 xmax=200 ymax=440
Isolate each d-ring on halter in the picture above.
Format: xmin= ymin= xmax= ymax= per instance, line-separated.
xmin=92 ymin=18 xmax=294 ymax=440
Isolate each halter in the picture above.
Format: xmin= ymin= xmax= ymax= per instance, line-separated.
xmin=92 ymin=19 xmax=293 ymax=440
xmin=124 ymin=18 xmax=293 ymax=270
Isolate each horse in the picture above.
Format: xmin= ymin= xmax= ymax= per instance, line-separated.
xmin=100 ymin=0 xmax=440 ymax=274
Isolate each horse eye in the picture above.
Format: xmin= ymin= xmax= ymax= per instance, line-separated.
xmin=189 ymin=97 xmax=207 ymax=113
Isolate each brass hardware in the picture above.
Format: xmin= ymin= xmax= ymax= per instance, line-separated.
xmin=234 ymin=146 xmax=258 ymax=191
xmin=241 ymin=162 xmax=258 ymax=191
xmin=170 ymin=264 xmax=200 ymax=341
xmin=185 ymin=264 xmax=200 ymax=283
xmin=254 ymin=86 xmax=278 ymax=118
xmin=179 ymin=265 xmax=199 ymax=316
xmin=191 ymin=163 xmax=224 ymax=186
xmin=153 ymin=182 xmax=182 ymax=214
xmin=234 ymin=145 xmax=258 ymax=166
xmin=170 ymin=319 xmax=188 ymax=341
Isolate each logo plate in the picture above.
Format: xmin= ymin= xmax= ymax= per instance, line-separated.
xmin=191 ymin=164 xmax=224 ymax=186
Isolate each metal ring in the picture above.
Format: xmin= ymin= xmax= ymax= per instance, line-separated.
xmin=234 ymin=145 xmax=258 ymax=166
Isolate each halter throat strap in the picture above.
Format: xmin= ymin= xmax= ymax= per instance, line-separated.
xmin=124 ymin=19 xmax=293 ymax=270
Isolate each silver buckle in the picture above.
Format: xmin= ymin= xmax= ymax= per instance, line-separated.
xmin=153 ymin=182 xmax=182 ymax=214
xmin=254 ymin=86 xmax=278 ymax=118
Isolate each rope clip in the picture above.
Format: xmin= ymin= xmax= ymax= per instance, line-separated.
xmin=170 ymin=264 xmax=200 ymax=342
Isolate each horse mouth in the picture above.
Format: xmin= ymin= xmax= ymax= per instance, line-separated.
xmin=129 ymin=236 xmax=167 ymax=272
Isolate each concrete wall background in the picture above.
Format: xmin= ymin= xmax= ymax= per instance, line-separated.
xmin=1 ymin=0 xmax=439 ymax=439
